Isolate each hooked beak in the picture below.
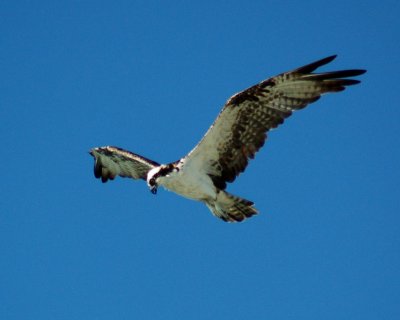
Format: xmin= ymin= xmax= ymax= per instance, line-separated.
xmin=150 ymin=186 xmax=157 ymax=195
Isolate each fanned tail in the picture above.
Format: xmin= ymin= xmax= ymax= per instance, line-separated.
xmin=205 ymin=191 xmax=258 ymax=222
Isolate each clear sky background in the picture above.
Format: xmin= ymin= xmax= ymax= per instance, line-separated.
xmin=1 ymin=1 xmax=399 ymax=319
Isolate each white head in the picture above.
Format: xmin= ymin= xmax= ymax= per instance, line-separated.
xmin=146 ymin=167 xmax=161 ymax=194
xmin=146 ymin=164 xmax=177 ymax=195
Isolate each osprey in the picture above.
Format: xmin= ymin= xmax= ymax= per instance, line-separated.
xmin=90 ymin=55 xmax=365 ymax=222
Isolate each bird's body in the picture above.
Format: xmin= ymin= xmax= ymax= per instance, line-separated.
xmin=90 ymin=55 xmax=366 ymax=222
xmin=148 ymin=162 xmax=216 ymax=201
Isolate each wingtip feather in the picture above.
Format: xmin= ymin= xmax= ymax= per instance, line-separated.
xmin=294 ymin=55 xmax=338 ymax=74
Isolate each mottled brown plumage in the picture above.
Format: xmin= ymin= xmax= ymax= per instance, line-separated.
xmin=184 ymin=55 xmax=365 ymax=190
xmin=90 ymin=146 xmax=159 ymax=183
xmin=89 ymin=55 xmax=365 ymax=222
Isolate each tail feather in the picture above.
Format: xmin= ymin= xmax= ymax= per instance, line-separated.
xmin=205 ymin=191 xmax=258 ymax=222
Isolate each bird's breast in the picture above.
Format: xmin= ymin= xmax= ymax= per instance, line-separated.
xmin=158 ymin=168 xmax=216 ymax=201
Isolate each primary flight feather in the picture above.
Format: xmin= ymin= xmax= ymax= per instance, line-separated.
xmin=90 ymin=55 xmax=366 ymax=222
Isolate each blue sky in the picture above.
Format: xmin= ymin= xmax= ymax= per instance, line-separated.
xmin=1 ymin=0 xmax=399 ymax=319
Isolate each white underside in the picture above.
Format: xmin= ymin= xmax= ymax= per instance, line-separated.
xmin=150 ymin=163 xmax=257 ymax=222
xmin=157 ymin=166 xmax=217 ymax=202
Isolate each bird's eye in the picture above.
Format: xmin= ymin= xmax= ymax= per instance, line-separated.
xmin=149 ymin=177 xmax=155 ymax=186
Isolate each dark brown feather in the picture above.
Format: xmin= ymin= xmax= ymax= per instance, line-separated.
xmin=89 ymin=146 xmax=159 ymax=183
xmin=185 ymin=56 xmax=366 ymax=190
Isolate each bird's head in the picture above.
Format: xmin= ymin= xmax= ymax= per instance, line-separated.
xmin=146 ymin=164 xmax=178 ymax=195
xmin=147 ymin=167 xmax=160 ymax=195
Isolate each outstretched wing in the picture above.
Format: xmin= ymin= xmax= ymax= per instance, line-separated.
xmin=183 ymin=55 xmax=366 ymax=189
xmin=89 ymin=146 xmax=160 ymax=183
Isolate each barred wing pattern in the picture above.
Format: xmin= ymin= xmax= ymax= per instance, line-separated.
xmin=90 ymin=146 xmax=160 ymax=183
xmin=184 ymin=55 xmax=366 ymax=190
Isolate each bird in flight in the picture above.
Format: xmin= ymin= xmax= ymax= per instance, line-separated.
xmin=90 ymin=55 xmax=365 ymax=222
